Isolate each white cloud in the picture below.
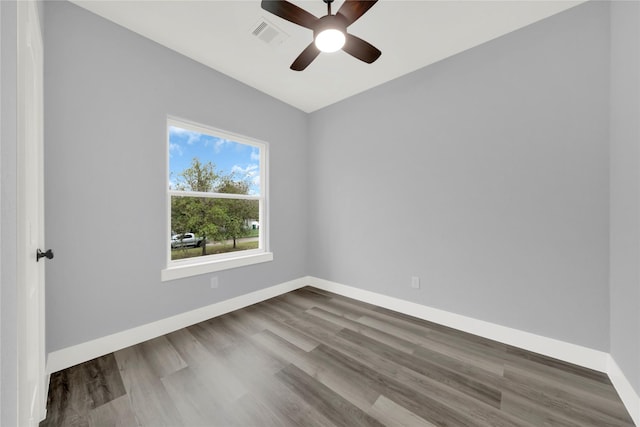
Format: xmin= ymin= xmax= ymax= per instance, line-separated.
xmin=251 ymin=175 xmax=260 ymax=189
xmin=231 ymin=164 xmax=260 ymax=194
xmin=213 ymin=138 xmax=233 ymax=153
xmin=169 ymin=126 xmax=201 ymax=145
xmin=250 ymin=148 xmax=260 ymax=161
xmin=169 ymin=143 xmax=183 ymax=157
xmin=231 ymin=164 xmax=259 ymax=175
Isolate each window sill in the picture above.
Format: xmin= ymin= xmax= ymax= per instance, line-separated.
xmin=161 ymin=252 xmax=273 ymax=281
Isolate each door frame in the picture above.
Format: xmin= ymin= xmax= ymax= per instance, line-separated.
xmin=16 ymin=0 xmax=46 ymax=424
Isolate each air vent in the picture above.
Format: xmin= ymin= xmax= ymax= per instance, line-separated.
xmin=250 ymin=18 xmax=289 ymax=46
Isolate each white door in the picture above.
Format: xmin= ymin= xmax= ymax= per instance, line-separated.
xmin=17 ymin=1 xmax=47 ymax=425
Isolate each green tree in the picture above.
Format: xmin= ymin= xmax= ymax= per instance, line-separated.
xmin=215 ymin=177 xmax=259 ymax=248
xmin=171 ymin=158 xmax=259 ymax=257
xmin=178 ymin=158 xmax=217 ymax=192
xmin=171 ymin=158 xmax=223 ymax=256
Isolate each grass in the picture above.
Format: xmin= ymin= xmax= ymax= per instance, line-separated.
xmin=171 ymin=240 xmax=259 ymax=260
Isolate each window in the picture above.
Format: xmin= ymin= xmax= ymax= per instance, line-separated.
xmin=162 ymin=118 xmax=271 ymax=281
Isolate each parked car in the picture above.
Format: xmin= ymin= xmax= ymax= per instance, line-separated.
xmin=171 ymin=233 xmax=204 ymax=249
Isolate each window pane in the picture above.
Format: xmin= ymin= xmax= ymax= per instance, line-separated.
xmin=171 ymin=196 xmax=259 ymax=261
xmin=169 ymin=126 xmax=261 ymax=196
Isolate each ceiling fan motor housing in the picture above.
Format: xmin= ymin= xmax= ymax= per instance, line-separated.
xmin=313 ymin=14 xmax=348 ymax=38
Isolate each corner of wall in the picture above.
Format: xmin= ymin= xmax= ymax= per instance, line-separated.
xmin=608 ymin=355 xmax=640 ymax=426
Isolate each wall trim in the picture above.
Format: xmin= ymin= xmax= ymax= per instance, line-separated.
xmin=45 ymin=277 xmax=308 ymax=373
xmin=307 ymin=277 xmax=609 ymax=373
xmin=46 ymin=275 xmax=638 ymax=425
xmin=608 ymin=355 xmax=640 ymax=426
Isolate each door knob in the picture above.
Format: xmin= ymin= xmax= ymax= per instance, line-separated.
xmin=36 ymin=249 xmax=53 ymax=262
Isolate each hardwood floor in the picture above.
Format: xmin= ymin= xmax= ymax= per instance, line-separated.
xmin=40 ymin=287 xmax=635 ymax=427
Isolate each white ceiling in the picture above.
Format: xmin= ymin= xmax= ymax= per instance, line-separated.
xmin=70 ymin=0 xmax=585 ymax=113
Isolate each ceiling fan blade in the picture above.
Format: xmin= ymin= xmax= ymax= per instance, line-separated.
xmin=342 ymin=34 xmax=381 ymax=64
xmin=336 ymin=0 xmax=378 ymax=27
xmin=261 ymin=0 xmax=318 ymax=30
xmin=291 ymin=43 xmax=321 ymax=71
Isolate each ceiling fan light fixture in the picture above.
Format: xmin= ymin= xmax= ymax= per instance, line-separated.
xmin=315 ymin=28 xmax=345 ymax=53
xmin=261 ymin=0 xmax=381 ymax=70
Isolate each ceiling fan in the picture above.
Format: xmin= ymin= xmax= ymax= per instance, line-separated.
xmin=261 ymin=0 xmax=382 ymax=71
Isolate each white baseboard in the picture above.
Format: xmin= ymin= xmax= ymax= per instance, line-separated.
xmin=45 ymin=277 xmax=308 ymax=373
xmin=608 ymin=355 xmax=640 ymax=426
xmin=310 ymin=277 xmax=640 ymax=425
xmin=47 ymin=275 xmax=610 ymax=374
xmin=307 ymin=277 xmax=609 ymax=373
xmin=39 ymin=373 xmax=50 ymax=423
xmin=45 ymin=274 xmax=638 ymax=426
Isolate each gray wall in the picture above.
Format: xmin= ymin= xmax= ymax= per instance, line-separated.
xmin=610 ymin=0 xmax=640 ymax=395
xmin=5 ymin=0 xmax=636 ymax=421
xmin=308 ymin=1 xmax=611 ymax=350
xmin=42 ymin=0 xmax=639 ymax=387
xmin=44 ymin=1 xmax=308 ymax=352
xmin=1 ymin=2 xmax=19 ymax=424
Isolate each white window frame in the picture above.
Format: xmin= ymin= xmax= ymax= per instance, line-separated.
xmin=161 ymin=117 xmax=272 ymax=281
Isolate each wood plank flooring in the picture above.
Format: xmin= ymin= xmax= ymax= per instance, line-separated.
xmin=40 ymin=287 xmax=635 ymax=427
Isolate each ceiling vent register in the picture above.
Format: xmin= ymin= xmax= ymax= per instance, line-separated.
xmin=251 ymin=18 xmax=289 ymax=46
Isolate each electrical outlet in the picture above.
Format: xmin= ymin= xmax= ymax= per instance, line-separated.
xmin=411 ymin=276 xmax=420 ymax=289
xmin=210 ymin=276 xmax=219 ymax=289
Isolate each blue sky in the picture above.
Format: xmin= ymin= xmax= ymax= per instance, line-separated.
xmin=169 ymin=126 xmax=261 ymax=195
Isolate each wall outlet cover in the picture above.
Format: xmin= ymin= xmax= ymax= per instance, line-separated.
xmin=411 ymin=276 xmax=420 ymax=289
